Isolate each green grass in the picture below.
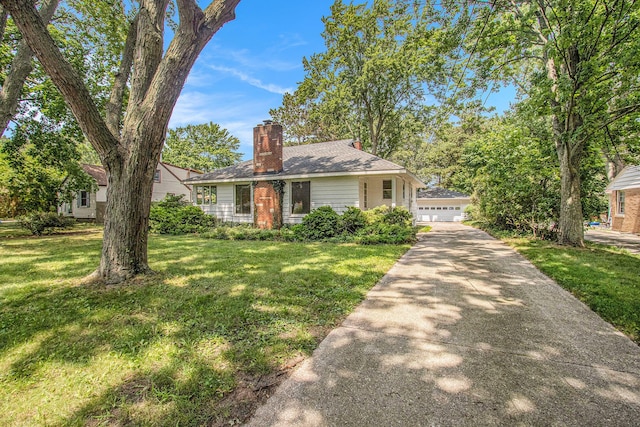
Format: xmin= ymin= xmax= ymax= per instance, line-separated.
xmin=504 ymin=237 xmax=640 ymax=344
xmin=0 ymin=229 xmax=408 ymax=426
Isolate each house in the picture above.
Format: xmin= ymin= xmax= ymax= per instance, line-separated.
xmin=60 ymin=162 xmax=202 ymax=223
xmin=183 ymin=121 xmax=425 ymax=229
xmin=416 ymin=188 xmax=471 ymax=222
xmin=606 ymin=165 xmax=640 ymax=233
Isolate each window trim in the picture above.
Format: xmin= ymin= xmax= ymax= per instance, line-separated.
xmin=617 ymin=190 xmax=625 ymax=215
xmin=382 ymin=179 xmax=392 ymax=200
xmin=291 ymin=181 xmax=311 ymax=215
xmin=195 ymin=185 xmax=217 ymax=205
xmin=154 ymin=169 xmax=161 ymax=183
xmin=78 ymin=190 xmax=90 ymax=208
xmin=363 ymin=182 xmax=368 ymax=209
xmin=235 ymin=184 xmax=251 ymax=215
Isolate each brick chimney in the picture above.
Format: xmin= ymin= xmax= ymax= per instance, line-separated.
xmin=352 ymin=140 xmax=363 ymax=150
xmin=253 ymin=120 xmax=283 ymax=175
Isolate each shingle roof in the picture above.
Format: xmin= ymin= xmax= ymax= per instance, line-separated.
xmin=82 ymin=164 xmax=107 ymax=186
xmin=606 ymin=165 xmax=640 ymax=192
xmin=417 ymin=187 xmax=470 ymax=199
xmin=184 ymin=140 xmax=421 ymax=183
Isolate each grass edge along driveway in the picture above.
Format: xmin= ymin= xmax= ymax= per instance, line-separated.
xmin=503 ymin=236 xmax=640 ymax=345
xmin=0 ymin=229 xmax=409 ymax=426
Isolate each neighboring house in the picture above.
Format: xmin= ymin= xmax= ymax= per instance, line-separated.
xmin=183 ymin=121 xmax=425 ymax=229
xmin=606 ymin=165 xmax=640 ymax=233
xmin=416 ymin=188 xmax=471 ymax=222
xmin=59 ymin=164 xmax=108 ymax=222
xmin=60 ymin=162 xmax=202 ymax=223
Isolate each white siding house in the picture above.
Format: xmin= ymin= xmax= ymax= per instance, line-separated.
xmin=185 ymin=122 xmax=424 ymax=228
xmin=60 ymin=163 xmax=202 ymax=223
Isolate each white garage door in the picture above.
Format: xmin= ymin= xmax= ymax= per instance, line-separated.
xmin=418 ymin=206 xmax=463 ymax=222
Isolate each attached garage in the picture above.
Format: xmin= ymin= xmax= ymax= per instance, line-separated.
xmin=417 ymin=188 xmax=471 ymax=222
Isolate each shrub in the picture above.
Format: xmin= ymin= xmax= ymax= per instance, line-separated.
xmin=382 ymin=206 xmax=413 ymax=226
xmin=149 ymin=195 xmax=216 ymax=234
xmin=295 ymin=206 xmax=341 ymax=240
xmin=341 ymin=206 xmax=367 ymax=234
xmin=356 ymin=223 xmax=417 ymax=245
xmin=18 ymin=212 xmax=75 ymax=235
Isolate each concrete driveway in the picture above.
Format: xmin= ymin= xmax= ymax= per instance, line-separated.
xmin=247 ymin=223 xmax=640 ymax=426
xmin=585 ymin=228 xmax=640 ymax=254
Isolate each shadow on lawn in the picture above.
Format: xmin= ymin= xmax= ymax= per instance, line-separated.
xmin=0 ymin=237 xmax=399 ymax=426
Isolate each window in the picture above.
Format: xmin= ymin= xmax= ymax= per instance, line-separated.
xmin=291 ymin=181 xmax=310 ymax=214
xmin=402 ymin=183 xmax=406 ymax=199
xmin=618 ymin=191 xmax=625 ymax=214
xmin=78 ymin=190 xmax=90 ymax=208
xmin=363 ymin=182 xmax=368 ymax=209
xmin=195 ymin=186 xmax=217 ymax=205
xmin=383 ymin=180 xmax=392 ymax=199
xmin=235 ymin=184 xmax=251 ymax=214
xmin=154 ymin=169 xmax=161 ymax=183
xmin=455 ymin=207 xmax=461 ymax=210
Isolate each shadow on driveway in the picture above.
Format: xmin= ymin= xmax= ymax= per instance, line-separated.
xmin=247 ymin=223 xmax=640 ymax=426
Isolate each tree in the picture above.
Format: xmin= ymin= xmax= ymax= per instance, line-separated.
xmin=275 ymin=0 xmax=453 ymax=157
xmin=1 ymin=0 xmax=241 ymax=283
xmin=463 ymin=114 xmax=561 ymax=236
xmin=163 ymin=122 xmax=241 ymax=172
xmin=0 ymin=1 xmax=129 ymax=216
xmin=450 ymin=0 xmax=640 ymax=245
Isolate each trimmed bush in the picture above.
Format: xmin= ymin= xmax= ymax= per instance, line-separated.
xmin=149 ymin=195 xmax=216 ymax=234
xmin=341 ymin=206 xmax=367 ymax=234
xmin=295 ymin=206 xmax=341 ymax=240
xmin=18 ymin=212 xmax=75 ymax=235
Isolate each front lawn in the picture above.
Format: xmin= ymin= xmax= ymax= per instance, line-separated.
xmin=504 ymin=237 xmax=640 ymax=344
xmin=0 ymin=230 xmax=408 ymax=426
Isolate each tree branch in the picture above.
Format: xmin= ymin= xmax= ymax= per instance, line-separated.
xmin=106 ymin=14 xmax=138 ymax=137
xmin=0 ymin=0 xmax=59 ymax=136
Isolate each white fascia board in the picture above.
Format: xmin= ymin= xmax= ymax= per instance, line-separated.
xmin=184 ymin=169 xmax=420 ymax=185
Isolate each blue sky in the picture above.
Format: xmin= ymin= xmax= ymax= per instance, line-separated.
xmin=169 ymin=0 xmax=515 ymax=160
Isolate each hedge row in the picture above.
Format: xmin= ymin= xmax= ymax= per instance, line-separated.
xmin=149 ymin=196 xmax=417 ymax=245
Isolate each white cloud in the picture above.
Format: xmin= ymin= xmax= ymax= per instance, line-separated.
xmin=209 ymin=65 xmax=293 ymax=94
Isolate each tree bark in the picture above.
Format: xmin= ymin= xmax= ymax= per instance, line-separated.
xmin=556 ymin=137 xmax=584 ymax=246
xmin=2 ymin=0 xmax=240 ymax=284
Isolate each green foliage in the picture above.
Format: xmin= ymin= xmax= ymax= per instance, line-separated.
xmin=341 ymin=206 xmax=367 ymax=234
xmin=273 ymin=0 xmax=454 ymax=157
xmin=463 ymin=114 xmax=561 ymax=237
xmin=149 ymin=195 xmax=216 ymax=235
xmin=446 ymin=0 xmax=640 ymax=243
xmin=17 ymin=211 xmax=75 ymax=235
xmin=296 ymin=205 xmax=342 ymax=240
xmin=293 ymin=205 xmax=417 ymax=244
xmin=162 ymin=122 xmax=242 ymax=172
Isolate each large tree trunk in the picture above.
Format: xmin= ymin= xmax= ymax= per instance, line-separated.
xmin=556 ymin=138 xmax=584 ymax=246
xmin=97 ymin=152 xmax=157 ymax=283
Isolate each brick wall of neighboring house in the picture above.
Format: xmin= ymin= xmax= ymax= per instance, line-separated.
xmin=611 ymin=188 xmax=640 ymax=233
xmin=254 ymin=181 xmax=281 ymax=229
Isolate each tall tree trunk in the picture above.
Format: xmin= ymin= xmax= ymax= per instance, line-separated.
xmin=97 ymin=150 xmax=157 ymax=283
xmin=556 ymin=137 xmax=584 ymax=246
